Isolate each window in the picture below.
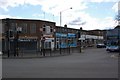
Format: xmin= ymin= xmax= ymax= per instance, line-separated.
xmin=19 ymin=23 xmax=27 ymax=33
xmin=43 ymin=25 xmax=52 ymax=34
xmin=2 ymin=23 xmax=5 ymax=33
xmin=50 ymin=26 xmax=53 ymax=33
xmin=62 ymin=28 xmax=64 ymax=32
xmin=46 ymin=26 xmax=50 ymax=34
xmin=43 ymin=25 xmax=46 ymax=32
xmin=57 ymin=28 xmax=60 ymax=32
xmin=10 ymin=23 xmax=17 ymax=31
xmin=30 ymin=23 xmax=36 ymax=33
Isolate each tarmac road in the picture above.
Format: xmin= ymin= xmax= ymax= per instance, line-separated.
xmin=2 ymin=48 xmax=118 ymax=78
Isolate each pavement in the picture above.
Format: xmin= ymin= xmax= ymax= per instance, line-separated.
xmin=2 ymin=48 xmax=79 ymax=59
xmin=2 ymin=47 xmax=119 ymax=78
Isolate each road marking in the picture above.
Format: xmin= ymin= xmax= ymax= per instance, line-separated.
xmin=110 ymin=55 xmax=118 ymax=58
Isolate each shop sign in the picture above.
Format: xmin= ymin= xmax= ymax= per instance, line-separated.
xmin=43 ymin=34 xmax=53 ymax=37
xmin=56 ymin=33 xmax=67 ymax=37
xmin=68 ymin=33 xmax=76 ymax=37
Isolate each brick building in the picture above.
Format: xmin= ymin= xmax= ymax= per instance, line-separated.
xmin=1 ymin=18 xmax=55 ymax=54
xmin=1 ymin=18 xmax=106 ymax=56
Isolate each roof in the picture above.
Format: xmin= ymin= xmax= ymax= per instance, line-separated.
xmin=115 ymin=25 xmax=120 ymax=29
xmin=1 ymin=18 xmax=56 ymax=24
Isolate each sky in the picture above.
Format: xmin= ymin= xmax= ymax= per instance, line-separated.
xmin=0 ymin=0 xmax=119 ymax=30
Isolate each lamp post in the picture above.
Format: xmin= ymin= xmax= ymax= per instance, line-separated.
xmin=79 ymin=27 xmax=82 ymax=53
xmin=59 ymin=7 xmax=72 ymax=55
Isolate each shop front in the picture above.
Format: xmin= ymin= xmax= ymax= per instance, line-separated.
xmin=42 ymin=35 xmax=55 ymax=51
xmin=18 ymin=38 xmax=37 ymax=51
xmin=67 ymin=33 xmax=77 ymax=47
xmin=44 ymin=38 xmax=54 ymax=50
xmin=5 ymin=37 xmax=38 ymax=55
xmin=55 ymin=33 xmax=67 ymax=49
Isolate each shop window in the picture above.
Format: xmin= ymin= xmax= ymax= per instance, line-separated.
xmin=45 ymin=42 xmax=51 ymax=49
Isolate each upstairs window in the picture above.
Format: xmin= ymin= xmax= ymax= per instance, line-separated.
xmin=43 ymin=25 xmax=46 ymax=32
xmin=19 ymin=23 xmax=28 ymax=34
xmin=10 ymin=23 xmax=17 ymax=31
xmin=30 ymin=23 xmax=36 ymax=33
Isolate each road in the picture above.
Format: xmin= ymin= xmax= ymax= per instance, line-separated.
xmin=2 ymin=48 xmax=118 ymax=78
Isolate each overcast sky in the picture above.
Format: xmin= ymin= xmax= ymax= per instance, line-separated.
xmin=0 ymin=0 xmax=119 ymax=30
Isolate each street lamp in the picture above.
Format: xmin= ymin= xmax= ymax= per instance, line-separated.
xmin=60 ymin=7 xmax=72 ymax=26
xmin=59 ymin=7 xmax=72 ymax=55
xmin=14 ymin=27 xmax=22 ymax=57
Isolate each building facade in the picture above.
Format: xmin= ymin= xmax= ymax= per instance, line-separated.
xmin=1 ymin=18 xmax=106 ymax=55
xmin=55 ymin=26 xmax=78 ymax=50
xmin=106 ymin=26 xmax=120 ymax=46
xmin=1 ymin=18 xmax=56 ymax=54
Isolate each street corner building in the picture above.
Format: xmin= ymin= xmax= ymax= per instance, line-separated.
xmin=1 ymin=18 xmax=56 ymax=56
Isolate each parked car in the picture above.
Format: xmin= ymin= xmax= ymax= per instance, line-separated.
xmin=106 ymin=46 xmax=119 ymax=52
xmin=96 ymin=44 xmax=106 ymax=48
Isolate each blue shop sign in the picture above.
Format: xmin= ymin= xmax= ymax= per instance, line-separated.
xmin=68 ymin=33 xmax=76 ymax=37
xmin=56 ymin=33 xmax=67 ymax=37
